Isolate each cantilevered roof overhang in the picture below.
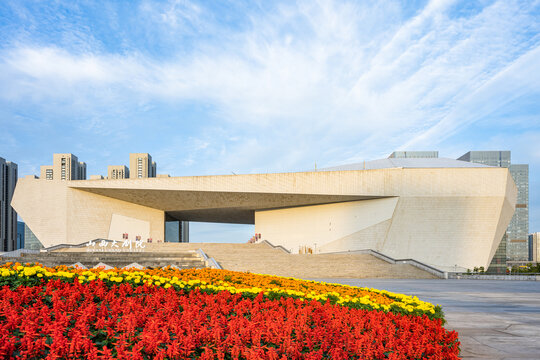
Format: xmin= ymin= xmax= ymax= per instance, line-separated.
xmin=66 ymin=160 xmax=501 ymax=224
xmin=70 ymin=186 xmax=379 ymax=224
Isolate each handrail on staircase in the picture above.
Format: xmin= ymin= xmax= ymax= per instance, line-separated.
xmin=195 ymin=248 xmax=222 ymax=270
xmin=258 ymin=240 xmax=291 ymax=253
xmin=324 ymin=249 xmax=448 ymax=279
xmin=255 ymin=241 xmax=447 ymax=279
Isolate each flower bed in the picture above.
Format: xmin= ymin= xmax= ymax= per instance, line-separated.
xmin=0 ymin=263 xmax=460 ymax=359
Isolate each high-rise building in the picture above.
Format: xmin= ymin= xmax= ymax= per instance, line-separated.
xmin=79 ymin=161 xmax=87 ymax=180
xmin=458 ymin=151 xmax=529 ymax=269
xmin=129 ymin=153 xmax=156 ymax=179
xmin=0 ymin=157 xmax=18 ymax=251
xmin=108 ymin=165 xmax=130 ymax=179
xmin=458 ymin=151 xmax=511 ymax=168
xmin=529 ymin=233 xmax=539 ymax=262
xmin=41 ymin=154 xmax=87 ymax=180
xmin=388 ymin=151 xmax=439 ymax=158
xmin=508 ymin=164 xmax=529 ymax=260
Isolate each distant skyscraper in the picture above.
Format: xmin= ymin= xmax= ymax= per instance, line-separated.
xmin=129 ymin=153 xmax=156 ymax=179
xmin=458 ymin=151 xmax=511 ymax=168
xmin=529 ymin=233 xmax=539 ymax=262
xmin=108 ymin=165 xmax=130 ymax=179
xmin=508 ymin=164 xmax=529 ymax=259
xmin=41 ymin=153 xmax=87 ymax=180
xmin=0 ymin=157 xmax=18 ymax=251
xmin=458 ymin=151 xmax=529 ymax=266
xmin=388 ymin=151 xmax=439 ymax=158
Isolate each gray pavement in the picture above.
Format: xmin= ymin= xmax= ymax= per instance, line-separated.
xmin=313 ymin=279 xmax=540 ymax=360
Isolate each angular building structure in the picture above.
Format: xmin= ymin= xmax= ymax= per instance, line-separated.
xmin=458 ymin=151 xmax=529 ymax=263
xmin=12 ymin=158 xmax=516 ymax=272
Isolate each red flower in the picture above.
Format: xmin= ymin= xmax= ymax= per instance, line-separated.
xmin=0 ymin=281 xmax=460 ymax=359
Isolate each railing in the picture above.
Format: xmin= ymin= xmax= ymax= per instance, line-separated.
xmin=449 ymin=273 xmax=540 ymax=281
xmin=258 ymin=242 xmax=448 ymax=279
xmin=348 ymin=249 xmax=448 ymax=279
xmin=259 ymin=240 xmax=291 ymax=254
xmin=45 ymin=239 xmax=121 ymax=252
xmin=195 ymin=248 xmax=222 ymax=269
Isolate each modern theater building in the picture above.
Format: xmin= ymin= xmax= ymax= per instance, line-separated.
xmin=11 ymin=157 xmax=517 ymax=272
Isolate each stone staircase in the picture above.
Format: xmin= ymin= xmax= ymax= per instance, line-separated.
xmin=59 ymin=242 xmax=436 ymax=279
xmin=0 ymin=250 xmax=207 ymax=269
xmin=1 ymin=242 xmax=438 ymax=278
xmin=200 ymin=244 xmax=437 ymax=279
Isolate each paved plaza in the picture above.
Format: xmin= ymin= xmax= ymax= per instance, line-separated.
xmin=314 ymin=279 xmax=540 ymax=360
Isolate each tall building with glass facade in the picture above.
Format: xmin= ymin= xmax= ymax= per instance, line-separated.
xmin=458 ymin=151 xmax=511 ymax=168
xmin=458 ymin=151 xmax=529 ymax=271
xmin=0 ymin=157 xmax=18 ymax=252
xmin=508 ymin=164 xmax=529 ymax=259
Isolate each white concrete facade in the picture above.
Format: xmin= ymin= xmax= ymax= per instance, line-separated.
xmin=11 ymin=160 xmax=517 ymax=271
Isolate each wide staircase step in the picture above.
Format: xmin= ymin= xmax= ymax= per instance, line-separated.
xmin=2 ymin=243 xmax=438 ymax=279
xmin=65 ymin=243 xmax=437 ymax=279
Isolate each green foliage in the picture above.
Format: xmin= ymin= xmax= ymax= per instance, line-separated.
xmin=509 ymin=263 xmax=540 ymax=274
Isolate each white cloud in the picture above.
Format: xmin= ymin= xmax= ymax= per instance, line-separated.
xmin=402 ymin=44 xmax=540 ymax=149
xmin=2 ymin=0 xmax=539 ymax=238
xmin=0 ymin=0 xmax=538 ymax=169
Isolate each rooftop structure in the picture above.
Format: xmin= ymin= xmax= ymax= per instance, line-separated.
xmin=388 ymin=151 xmax=439 ymax=158
xmin=458 ymin=151 xmax=511 ymax=168
xmin=320 ymin=157 xmax=489 ymax=171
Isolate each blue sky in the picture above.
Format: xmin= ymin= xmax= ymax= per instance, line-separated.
xmin=1 ymin=0 xmax=539 ymax=243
